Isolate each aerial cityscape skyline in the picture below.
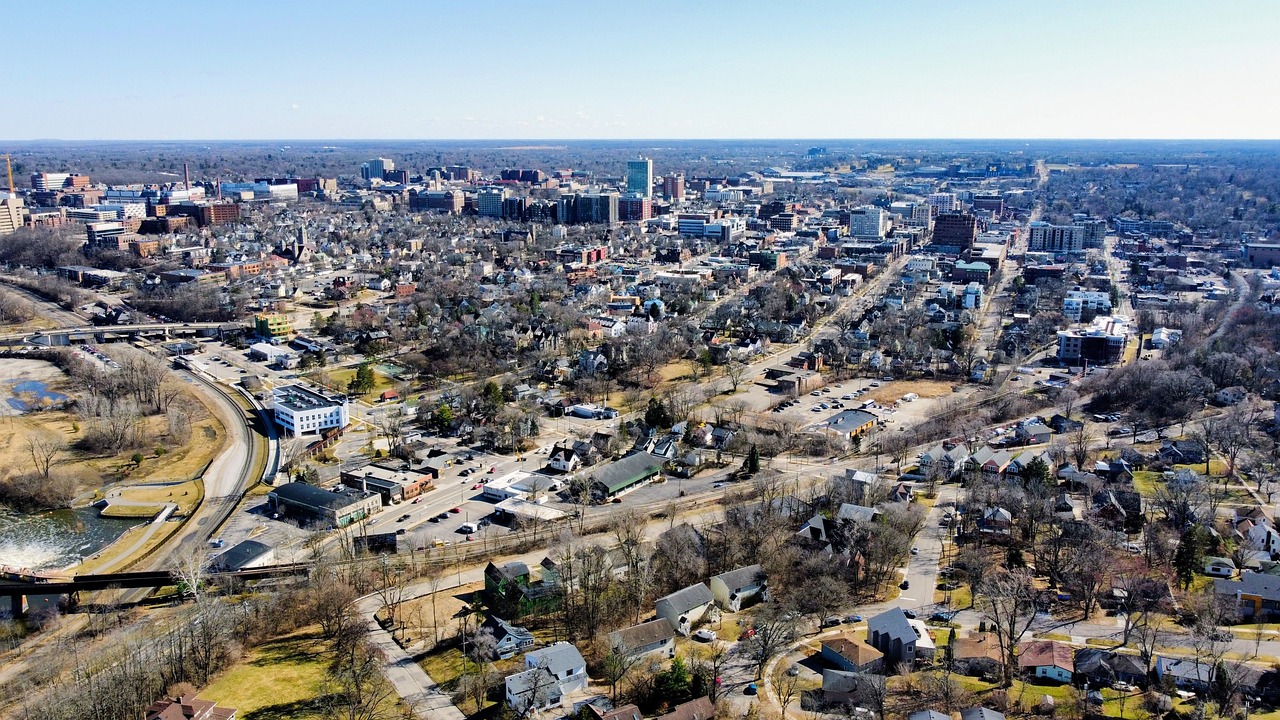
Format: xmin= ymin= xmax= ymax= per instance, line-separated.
xmin=6 ymin=0 xmax=1278 ymax=141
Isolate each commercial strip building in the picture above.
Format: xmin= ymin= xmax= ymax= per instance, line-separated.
xmin=270 ymin=384 xmax=349 ymax=437
xmin=340 ymin=462 xmax=435 ymax=504
xmin=267 ymin=482 xmax=381 ymax=528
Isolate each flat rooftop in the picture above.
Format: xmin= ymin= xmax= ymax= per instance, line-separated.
xmin=272 ymin=384 xmax=346 ymax=412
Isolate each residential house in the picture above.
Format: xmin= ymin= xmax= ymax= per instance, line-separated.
xmin=1155 ymin=656 xmax=1214 ymax=691
xmin=709 ymin=564 xmax=767 ymax=612
xmin=505 ymin=667 xmax=561 ymax=714
xmin=978 ymin=507 xmax=1013 ymax=535
xmin=1005 ymin=449 xmax=1052 ymax=480
xmin=1048 ymin=414 xmax=1084 ymax=434
xmin=1015 ymin=420 xmax=1052 ymax=445
xmin=959 ymin=709 xmax=1006 ymax=720
xmin=656 ymin=582 xmax=715 ymax=635
xmin=918 ymin=443 xmax=968 ymax=479
xmin=1074 ymin=649 xmax=1147 ymax=688
xmin=821 ymin=634 xmax=884 ymax=674
xmin=484 ymin=561 xmax=559 ymax=617
xmin=868 ymin=607 xmax=925 ymax=668
xmin=144 ymin=696 xmax=236 ymax=720
xmin=609 ymin=619 xmax=676 ymax=659
xmin=1204 ymin=556 xmax=1237 ymax=578
xmin=951 ymin=632 xmax=1003 ymax=677
xmin=908 ymin=713 xmax=951 ymax=720
xmin=591 ymin=704 xmax=642 ymax=720
xmin=1215 ymin=573 xmax=1280 ymax=620
xmin=548 ymin=444 xmax=583 ymax=473
xmin=1092 ymin=489 xmax=1145 ymax=532
xmin=1214 ymin=386 xmax=1249 ymax=407
xmin=1158 ymin=440 xmax=1206 ymax=465
xmin=481 ymin=616 xmax=535 ymax=660
xmin=1247 ymin=522 xmax=1280 ymax=556
xmin=1017 ymin=640 xmax=1074 ymax=683
xmin=655 ymin=697 xmax=716 ymax=720
xmin=821 ymin=669 xmax=886 ymax=709
xmin=966 ymin=446 xmax=1014 ymax=478
xmin=524 ymin=642 xmax=588 ymax=694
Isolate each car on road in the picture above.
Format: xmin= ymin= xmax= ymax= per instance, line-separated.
xmin=412 ymin=497 xmax=422 ymax=503
xmin=487 ymin=466 xmax=496 ymax=473
xmin=610 ymin=497 xmax=622 ymax=504
xmin=910 ymin=547 xmax=920 ymax=556
xmin=930 ymin=611 xmax=958 ymax=622
xmin=395 ymin=528 xmax=407 ymax=535
xmin=693 ymin=629 xmax=717 ymax=642
xmin=397 ymin=514 xmax=411 ymax=522
xmin=899 ymin=580 xmax=911 ymax=590
xmin=713 ymin=482 xmax=725 ymax=488
xmin=472 ymin=483 xmax=483 ymax=490
xmin=460 ymin=468 xmax=473 ymax=476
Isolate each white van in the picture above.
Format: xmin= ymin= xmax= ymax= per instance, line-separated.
xmin=458 ymin=522 xmax=479 ymax=534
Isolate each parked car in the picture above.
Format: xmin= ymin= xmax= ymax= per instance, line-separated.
xmin=899 ymin=580 xmax=910 ymax=590
xmin=786 ymin=665 xmax=800 ymax=677
xmin=822 ymin=616 xmax=842 ymax=628
xmin=744 ymin=683 xmax=758 ymax=696
xmin=693 ymin=629 xmax=717 ymax=642
xmin=844 ymin=614 xmax=863 ymax=623
xmin=449 ymin=507 xmax=461 ymax=514
xmin=910 ymin=547 xmax=920 ymax=556
xmin=902 ymin=609 xmax=917 ymax=619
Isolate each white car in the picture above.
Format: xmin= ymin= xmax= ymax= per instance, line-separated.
xmin=910 ymin=547 xmax=920 ymax=555
xmin=693 ymin=629 xmax=717 ymax=642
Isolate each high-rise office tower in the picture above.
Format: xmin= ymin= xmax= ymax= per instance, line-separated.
xmin=360 ymin=158 xmax=394 ymax=182
xmin=626 ymin=157 xmax=653 ymax=199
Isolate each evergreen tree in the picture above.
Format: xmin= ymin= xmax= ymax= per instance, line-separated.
xmin=348 ymin=362 xmax=376 ymax=394
xmin=1174 ymin=525 xmax=1206 ymax=591
xmin=1024 ymin=457 xmax=1051 ymax=488
xmin=644 ymin=398 xmax=673 ymax=429
xmin=745 ymin=444 xmax=761 ymax=475
xmin=433 ymin=402 xmax=455 ymax=433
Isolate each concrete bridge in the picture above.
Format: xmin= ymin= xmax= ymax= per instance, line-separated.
xmin=0 ymin=322 xmax=244 ymax=347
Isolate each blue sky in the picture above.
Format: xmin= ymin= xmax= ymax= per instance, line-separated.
xmin=7 ymin=0 xmax=1277 ymax=140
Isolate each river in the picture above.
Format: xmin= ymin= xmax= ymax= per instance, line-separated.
xmin=0 ymin=506 xmax=142 ymax=572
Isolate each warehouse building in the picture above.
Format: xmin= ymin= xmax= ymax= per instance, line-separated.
xmin=267 ymin=482 xmax=381 ymax=528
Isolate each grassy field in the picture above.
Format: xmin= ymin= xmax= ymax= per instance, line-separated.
xmin=200 ymin=627 xmax=330 ymax=720
xmin=316 ymin=366 xmax=395 ymax=400
xmin=106 ymin=479 xmax=204 ymax=516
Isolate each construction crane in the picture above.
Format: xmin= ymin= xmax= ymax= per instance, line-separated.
xmin=2 ymin=154 xmax=12 ymax=195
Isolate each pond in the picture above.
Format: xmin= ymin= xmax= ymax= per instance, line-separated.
xmin=0 ymin=506 xmax=142 ymax=571
xmin=6 ymin=379 xmax=71 ymax=412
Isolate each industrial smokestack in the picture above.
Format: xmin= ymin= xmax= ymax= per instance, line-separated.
xmin=183 ymin=163 xmax=190 ymax=192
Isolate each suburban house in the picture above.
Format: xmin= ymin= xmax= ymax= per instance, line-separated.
xmin=484 ymin=561 xmax=560 ymax=617
xmin=966 ymin=446 xmax=1015 ymax=478
xmin=505 ymin=667 xmax=561 ymax=714
xmin=547 ymin=444 xmax=583 ymax=473
xmin=821 ymin=633 xmax=884 ymax=674
xmin=908 ymin=712 xmax=950 ymax=720
xmin=978 ymin=507 xmax=1013 ymax=535
xmin=1015 ymin=420 xmax=1052 ymax=445
xmin=1215 ymin=573 xmax=1280 ymax=620
xmin=656 ymin=582 xmax=715 ymax=635
xmin=709 ymin=564 xmax=767 ymax=612
xmin=1048 ymin=414 xmax=1084 ymax=433
xmin=655 ymin=697 xmax=716 ymax=720
xmin=481 ymin=616 xmax=535 ymax=659
xmin=591 ymin=704 xmax=642 ymax=720
xmin=950 ymin=632 xmax=1003 ymax=677
xmin=868 ymin=607 xmax=929 ymax=668
xmin=1156 ymin=656 xmax=1214 ymax=691
xmin=1075 ymin=649 xmax=1147 ymax=687
xmin=1204 ymin=556 xmax=1237 ymax=578
xmin=822 ymin=669 xmax=886 ymax=709
xmin=1017 ymin=640 xmax=1074 ymax=683
xmin=608 ymin=618 xmax=676 ymax=659
xmin=524 ymin=642 xmax=589 ymax=694
xmin=959 ymin=709 xmax=1006 ymax=720
xmin=918 ymin=443 xmax=969 ymax=478
xmin=144 ymin=696 xmax=236 ymax=720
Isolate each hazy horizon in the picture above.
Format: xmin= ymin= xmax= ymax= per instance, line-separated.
xmin=7 ymin=0 xmax=1278 ymax=141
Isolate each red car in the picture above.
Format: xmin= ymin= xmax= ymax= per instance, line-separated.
xmin=487 ymin=466 xmax=496 ymax=473
xmin=449 ymin=507 xmax=461 ymax=514
xmin=471 ymin=483 xmax=483 ymax=490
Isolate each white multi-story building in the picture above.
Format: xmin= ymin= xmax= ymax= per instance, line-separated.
xmin=1028 ymin=221 xmax=1085 ymax=254
xmin=30 ymin=172 xmax=71 ymax=191
xmin=927 ymin=192 xmax=958 ymax=214
xmin=271 ymin=385 xmax=350 ymax=437
xmin=1062 ymin=289 xmax=1112 ymax=321
xmin=848 ymin=206 xmax=888 ymax=239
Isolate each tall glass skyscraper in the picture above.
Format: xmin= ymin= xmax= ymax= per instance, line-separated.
xmin=626 ymin=157 xmax=653 ymax=199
